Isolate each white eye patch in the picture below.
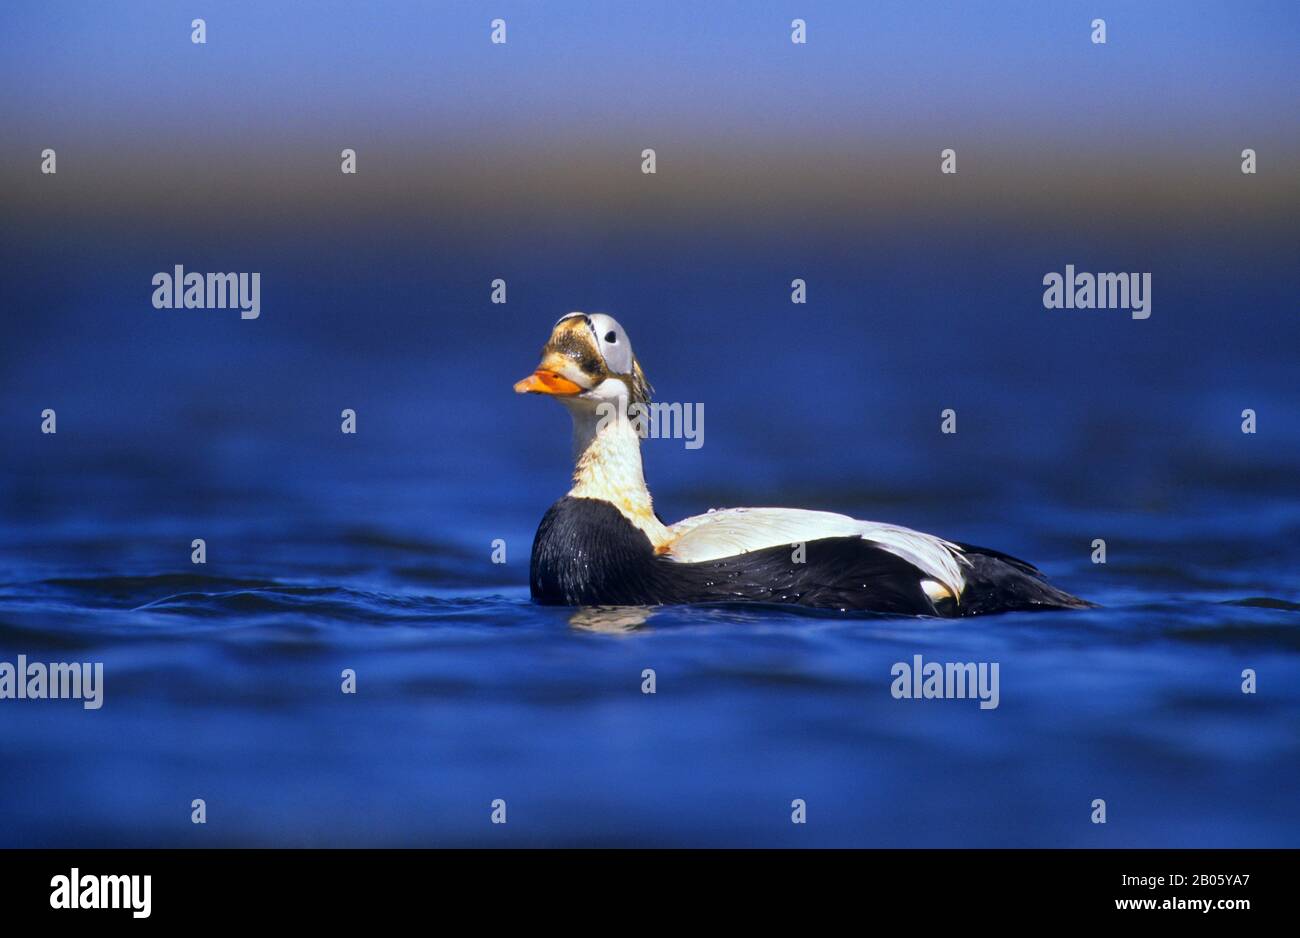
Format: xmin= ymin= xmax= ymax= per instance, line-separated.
xmin=587 ymin=312 xmax=633 ymax=374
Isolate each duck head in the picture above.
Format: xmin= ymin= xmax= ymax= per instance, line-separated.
xmin=514 ymin=312 xmax=668 ymax=544
xmin=514 ymin=312 xmax=651 ymax=409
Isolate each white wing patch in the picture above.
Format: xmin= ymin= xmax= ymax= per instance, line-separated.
xmin=662 ymin=507 xmax=969 ymax=598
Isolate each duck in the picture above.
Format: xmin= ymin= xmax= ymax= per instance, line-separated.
xmin=515 ymin=312 xmax=1090 ymax=616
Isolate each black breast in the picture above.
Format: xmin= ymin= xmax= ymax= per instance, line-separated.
xmin=529 ymin=496 xmax=943 ymax=614
xmin=530 ymin=496 xmax=663 ymax=605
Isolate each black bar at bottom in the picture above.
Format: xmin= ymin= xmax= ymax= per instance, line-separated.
xmin=0 ymin=849 xmax=1281 ymax=924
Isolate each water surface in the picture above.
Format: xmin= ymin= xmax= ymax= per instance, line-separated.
xmin=2 ymin=248 xmax=1297 ymax=846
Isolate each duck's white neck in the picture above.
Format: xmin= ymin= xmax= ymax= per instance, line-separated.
xmin=566 ymin=402 xmax=670 ymax=548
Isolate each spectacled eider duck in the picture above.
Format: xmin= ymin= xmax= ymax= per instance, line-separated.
xmin=515 ymin=313 xmax=1089 ymax=616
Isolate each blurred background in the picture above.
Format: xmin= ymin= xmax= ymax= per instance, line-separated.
xmin=1 ymin=1 xmax=1298 ymax=847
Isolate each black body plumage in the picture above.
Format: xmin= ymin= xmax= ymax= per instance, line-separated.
xmin=530 ymin=496 xmax=1089 ymax=616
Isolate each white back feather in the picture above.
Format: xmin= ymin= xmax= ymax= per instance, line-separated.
xmin=663 ymin=507 xmax=969 ymax=597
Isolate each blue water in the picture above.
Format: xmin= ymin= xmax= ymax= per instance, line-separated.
xmin=2 ymin=232 xmax=1299 ymax=847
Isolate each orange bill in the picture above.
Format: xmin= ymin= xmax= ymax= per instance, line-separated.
xmin=513 ymin=369 xmax=584 ymax=396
